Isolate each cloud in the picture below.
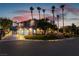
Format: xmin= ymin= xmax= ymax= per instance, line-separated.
xmin=12 ymin=16 xmax=30 ymax=22
xmin=64 ymin=4 xmax=79 ymax=15
xmin=12 ymin=9 xmax=52 ymax=22
xmin=13 ymin=10 xmax=31 ymax=14
xmin=12 ymin=4 xmax=79 ymax=23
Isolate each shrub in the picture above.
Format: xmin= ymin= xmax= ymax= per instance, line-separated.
xmin=25 ymin=35 xmax=56 ymax=40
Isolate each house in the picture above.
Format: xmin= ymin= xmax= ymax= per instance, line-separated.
xmin=16 ymin=19 xmax=44 ymax=35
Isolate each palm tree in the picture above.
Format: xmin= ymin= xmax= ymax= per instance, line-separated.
xmin=42 ymin=9 xmax=46 ymax=21
xmin=51 ymin=6 xmax=55 ymax=25
xmin=60 ymin=4 xmax=65 ymax=33
xmin=30 ymin=7 xmax=34 ymax=35
xmin=37 ymin=7 xmax=41 ymax=20
xmin=30 ymin=6 xmax=34 ymax=20
xmin=57 ymin=15 xmax=60 ymax=33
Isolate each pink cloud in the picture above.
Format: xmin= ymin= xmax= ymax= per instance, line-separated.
xmin=13 ymin=10 xmax=31 ymax=15
xmin=46 ymin=16 xmax=57 ymax=21
xmin=12 ymin=11 xmax=52 ymax=22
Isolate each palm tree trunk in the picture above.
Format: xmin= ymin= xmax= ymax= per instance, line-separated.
xmin=43 ymin=12 xmax=45 ymax=21
xmin=31 ymin=11 xmax=33 ymax=20
xmin=31 ymin=11 xmax=34 ymax=35
xmin=52 ymin=12 xmax=55 ymax=25
xmin=62 ymin=9 xmax=65 ymax=33
xmin=57 ymin=17 xmax=59 ymax=33
xmin=39 ymin=11 xmax=40 ymax=20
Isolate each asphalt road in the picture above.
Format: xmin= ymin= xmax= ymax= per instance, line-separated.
xmin=0 ymin=35 xmax=79 ymax=56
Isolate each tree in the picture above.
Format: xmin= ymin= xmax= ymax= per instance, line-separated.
xmin=57 ymin=15 xmax=60 ymax=33
xmin=37 ymin=19 xmax=53 ymax=34
xmin=30 ymin=7 xmax=35 ymax=35
xmin=37 ymin=7 xmax=41 ymax=20
xmin=51 ymin=6 xmax=55 ymax=25
xmin=60 ymin=4 xmax=65 ymax=33
xmin=0 ymin=18 xmax=13 ymax=30
xmin=30 ymin=6 xmax=34 ymax=20
xmin=42 ymin=9 xmax=46 ymax=21
xmin=71 ymin=23 xmax=77 ymax=35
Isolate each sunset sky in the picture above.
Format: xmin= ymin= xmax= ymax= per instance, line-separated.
xmin=0 ymin=3 xmax=79 ymax=27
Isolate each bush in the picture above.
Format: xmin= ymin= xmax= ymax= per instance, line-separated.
xmin=64 ymin=33 xmax=72 ymax=38
xmin=24 ymin=32 xmax=73 ymax=40
xmin=25 ymin=35 xmax=56 ymax=40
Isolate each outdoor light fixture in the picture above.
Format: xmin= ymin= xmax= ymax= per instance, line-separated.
xmin=17 ymin=28 xmax=24 ymax=35
xmin=29 ymin=28 xmax=32 ymax=33
xmin=23 ymin=28 xmax=29 ymax=35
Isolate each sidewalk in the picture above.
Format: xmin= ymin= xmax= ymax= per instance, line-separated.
xmin=2 ymin=31 xmax=12 ymax=40
xmin=16 ymin=34 xmax=25 ymax=40
xmin=1 ymin=31 xmax=25 ymax=40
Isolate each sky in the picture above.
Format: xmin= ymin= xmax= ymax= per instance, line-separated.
xmin=0 ymin=3 xmax=79 ymax=27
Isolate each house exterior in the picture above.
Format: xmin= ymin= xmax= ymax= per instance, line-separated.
xmin=16 ymin=19 xmax=44 ymax=35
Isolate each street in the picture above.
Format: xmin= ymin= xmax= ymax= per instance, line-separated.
xmin=0 ymin=34 xmax=79 ymax=56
